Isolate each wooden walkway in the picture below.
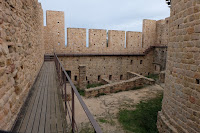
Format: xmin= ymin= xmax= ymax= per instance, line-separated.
xmin=13 ymin=62 xmax=66 ymax=133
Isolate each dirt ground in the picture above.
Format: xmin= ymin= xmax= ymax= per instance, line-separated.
xmin=66 ymin=84 xmax=164 ymax=133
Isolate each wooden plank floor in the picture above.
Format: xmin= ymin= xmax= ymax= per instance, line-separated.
xmin=13 ymin=62 xmax=66 ymax=133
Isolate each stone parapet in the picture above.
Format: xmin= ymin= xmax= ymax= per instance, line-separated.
xmin=85 ymin=76 xmax=155 ymax=98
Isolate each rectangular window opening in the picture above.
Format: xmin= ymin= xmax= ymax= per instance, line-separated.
xmin=74 ymin=75 xmax=77 ymax=81
xmin=196 ymin=79 xmax=200 ymax=84
xmin=98 ymin=75 xmax=101 ymax=81
xmin=140 ymin=60 xmax=143 ymax=64
xmin=109 ymin=75 xmax=112 ymax=80
xmin=120 ymin=75 xmax=123 ymax=80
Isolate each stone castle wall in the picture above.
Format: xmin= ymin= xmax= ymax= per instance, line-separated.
xmin=156 ymin=18 xmax=169 ymax=46
xmin=0 ymin=1 xmax=170 ymax=131
xmin=157 ymin=0 xmax=200 ymax=132
xmin=44 ymin=11 xmax=169 ymax=54
xmin=67 ymin=28 xmax=87 ymax=53
xmin=59 ymin=51 xmax=154 ymax=86
xmin=142 ymin=19 xmax=157 ymax=49
xmin=85 ymin=74 xmax=155 ymax=98
xmin=44 ymin=10 xmax=65 ymax=54
xmin=153 ymin=47 xmax=168 ymax=73
xmin=89 ymin=29 xmax=107 ymax=53
xmin=0 ymin=0 xmax=44 ymax=130
xmin=126 ymin=31 xmax=142 ymax=53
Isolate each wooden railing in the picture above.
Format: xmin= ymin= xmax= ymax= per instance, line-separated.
xmin=54 ymin=53 xmax=102 ymax=133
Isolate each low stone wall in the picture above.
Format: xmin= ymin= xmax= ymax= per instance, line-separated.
xmin=127 ymin=71 xmax=141 ymax=79
xmin=101 ymin=78 xmax=112 ymax=85
xmin=85 ymin=76 xmax=155 ymax=98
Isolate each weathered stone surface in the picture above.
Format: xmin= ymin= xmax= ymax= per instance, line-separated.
xmin=85 ymin=73 xmax=155 ymax=98
xmin=157 ymin=0 xmax=200 ymax=132
xmin=0 ymin=0 xmax=44 ymax=130
xmin=44 ymin=11 xmax=169 ymax=55
xmin=0 ymin=0 xmax=171 ymax=131
xmin=59 ymin=53 xmax=155 ymax=85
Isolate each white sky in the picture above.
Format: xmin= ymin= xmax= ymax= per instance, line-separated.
xmin=38 ymin=0 xmax=170 ymax=32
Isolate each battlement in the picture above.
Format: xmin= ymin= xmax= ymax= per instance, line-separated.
xmin=44 ymin=11 xmax=169 ymax=54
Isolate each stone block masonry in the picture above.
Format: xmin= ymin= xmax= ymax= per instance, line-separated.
xmin=58 ymin=51 xmax=154 ymax=86
xmin=67 ymin=28 xmax=87 ymax=54
xmin=157 ymin=0 xmax=200 ymax=132
xmin=89 ymin=29 xmax=107 ymax=53
xmin=142 ymin=19 xmax=157 ymax=49
xmin=156 ymin=18 xmax=169 ymax=46
xmin=44 ymin=10 xmax=169 ymax=55
xmin=126 ymin=31 xmax=142 ymax=53
xmin=85 ymin=72 xmax=155 ymax=98
xmin=108 ymin=30 xmax=126 ymax=54
xmin=0 ymin=0 xmax=170 ymax=131
xmin=44 ymin=10 xmax=65 ymax=54
xmin=0 ymin=0 xmax=44 ymax=130
xmin=79 ymin=65 xmax=87 ymax=90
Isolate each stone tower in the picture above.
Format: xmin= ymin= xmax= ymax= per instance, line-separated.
xmin=44 ymin=11 xmax=65 ymax=54
xmin=157 ymin=0 xmax=200 ymax=132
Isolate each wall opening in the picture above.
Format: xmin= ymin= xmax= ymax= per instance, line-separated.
xmin=74 ymin=75 xmax=77 ymax=81
xmin=109 ymin=75 xmax=112 ymax=80
xmin=130 ymin=60 xmax=133 ymax=65
xmin=86 ymin=29 xmax=89 ymax=47
xmin=86 ymin=76 xmax=87 ymax=80
xmin=125 ymin=31 xmax=126 ymax=48
xmin=66 ymin=70 xmax=71 ymax=82
xmin=196 ymin=79 xmax=200 ymax=84
xmin=98 ymin=75 xmax=101 ymax=81
xmin=58 ymin=42 xmax=60 ymax=45
xmin=120 ymin=75 xmax=123 ymax=80
xmin=140 ymin=60 xmax=143 ymax=64
xmin=106 ymin=31 xmax=108 ymax=47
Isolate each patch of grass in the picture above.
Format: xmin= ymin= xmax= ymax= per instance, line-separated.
xmin=146 ymin=74 xmax=159 ymax=81
xmin=98 ymin=118 xmax=116 ymax=126
xmin=114 ymin=85 xmax=146 ymax=94
xmin=87 ymin=83 xmax=104 ymax=89
xmin=99 ymin=118 xmax=109 ymax=123
xmin=79 ymin=124 xmax=94 ymax=133
xmin=118 ymin=94 xmax=163 ymax=133
xmin=109 ymin=119 xmax=116 ymax=126
xmin=76 ymin=87 xmax=85 ymax=96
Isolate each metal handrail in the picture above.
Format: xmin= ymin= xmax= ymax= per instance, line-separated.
xmin=54 ymin=53 xmax=102 ymax=133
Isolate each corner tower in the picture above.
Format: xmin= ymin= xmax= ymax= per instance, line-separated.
xmin=157 ymin=0 xmax=200 ymax=132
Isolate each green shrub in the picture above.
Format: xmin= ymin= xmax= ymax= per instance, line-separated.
xmin=87 ymin=83 xmax=104 ymax=89
xmin=98 ymin=118 xmax=109 ymax=123
xmin=76 ymin=87 xmax=85 ymax=96
xmin=118 ymin=94 xmax=163 ymax=133
xmin=146 ymin=74 xmax=159 ymax=81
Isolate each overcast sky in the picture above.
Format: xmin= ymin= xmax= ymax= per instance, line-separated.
xmin=38 ymin=0 xmax=170 ymax=32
